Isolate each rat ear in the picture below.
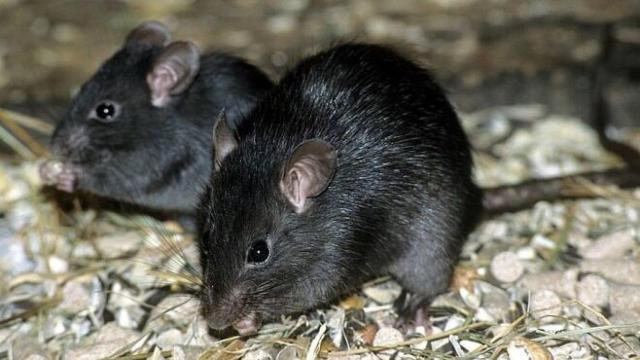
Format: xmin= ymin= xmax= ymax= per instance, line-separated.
xmin=280 ymin=139 xmax=337 ymax=214
xmin=146 ymin=41 xmax=200 ymax=107
xmin=212 ymin=112 xmax=238 ymax=171
xmin=125 ymin=21 xmax=171 ymax=48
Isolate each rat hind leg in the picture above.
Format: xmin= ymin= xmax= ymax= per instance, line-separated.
xmin=389 ymin=241 xmax=457 ymax=332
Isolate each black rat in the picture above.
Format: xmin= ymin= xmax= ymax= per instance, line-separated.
xmin=198 ymin=43 xmax=483 ymax=335
xmin=198 ymin=42 xmax=640 ymax=335
xmin=39 ymin=21 xmax=273 ymax=220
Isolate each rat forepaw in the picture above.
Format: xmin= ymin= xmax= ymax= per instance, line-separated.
xmin=39 ymin=160 xmax=77 ymax=193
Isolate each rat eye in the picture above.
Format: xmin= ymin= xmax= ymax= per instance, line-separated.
xmin=91 ymin=101 xmax=120 ymax=122
xmin=247 ymin=241 xmax=269 ymax=263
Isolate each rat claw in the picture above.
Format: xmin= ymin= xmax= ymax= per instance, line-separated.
xmin=394 ymin=301 xmax=432 ymax=335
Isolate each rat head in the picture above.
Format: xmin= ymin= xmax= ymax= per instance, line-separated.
xmin=198 ymin=116 xmax=339 ymax=335
xmin=42 ymin=21 xmax=201 ymax=201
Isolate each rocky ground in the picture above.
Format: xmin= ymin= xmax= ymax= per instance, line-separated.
xmin=1 ymin=1 xmax=640 ymax=359
xmin=1 ymin=106 xmax=639 ymax=359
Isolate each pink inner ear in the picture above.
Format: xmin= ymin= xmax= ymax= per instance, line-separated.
xmin=147 ymin=65 xmax=178 ymax=107
xmin=285 ymin=168 xmax=312 ymax=213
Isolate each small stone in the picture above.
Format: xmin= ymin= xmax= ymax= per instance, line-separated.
xmin=580 ymin=259 xmax=640 ymax=285
xmin=530 ymin=234 xmax=556 ymax=250
xmin=172 ymin=347 xmax=186 ymax=360
xmin=490 ymin=251 xmax=524 ymax=283
xmin=266 ymin=15 xmax=296 ymax=34
xmin=67 ymin=323 xmax=140 ymax=360
xmin=58 ymin=280 xmax=92 ymax=314
xmin=430 ymin=326 xmax=448 ymax=350
xmin=516 ymin=247 xmax=536 ymax=260
xmin=528 ymin=290 xmax=562 ymax=323
xmin=479 ymin=282 xmax=511 ymax=322
xmin=48 ymin=255 xmax=68 ymax=273
xmin=609 ymin=283 xmax=640 ymax=314
xmin=43 ymin=315 xmax=66 ymax=339
xmin=608 ymin=310 xmax=640 ymax=334
xmin=460 ymin=340 xmax=482 ymax=352
xmin=580 ymin=229 xmax=636 ymax=259
xmin=450 ymin=265 xmax=477 ymax=292
xmin=156 ymin=328 xmax=183 ymax=349
xmin=519 ymin=269 xmax=578 ymax=298
xmin=576 ymin=274 xmax=609 ymax=308
xmin=372 ymin=327 xmax=404 ymax=346
xmin=149 ymin=295 xmax=200 ymax=327
xmin=243 ymin=349 xmax=273 ymax=360
xmin=94 ymin=231 xmax=143 ymax=258
xmin=276 ymin=345 xmax=303 ymax=360
xmin=358 ymin=324 xmax=378 ymax=345
xmin=115 ymin=306 xmax=145 ymax=329
xmin=549 ymin=342 xmax=581 ymax=359
xmin=72 ymin=243 xmax=97 ymax=258
xmin=362 ymin=283 xmax=401 ymax=304
xmin=507 ymin=337 xmax=552 ymax=360
xmin=7 ymin=201 xmax=37 ymax=230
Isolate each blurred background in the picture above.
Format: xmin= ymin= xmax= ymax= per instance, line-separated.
xmin=0 ymin=0 xmax=639 ymax=128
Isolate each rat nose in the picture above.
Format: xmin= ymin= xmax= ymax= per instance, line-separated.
xmin=202 ymin=288 xmax=245 ymax=331
xmin=51 ymin=126 xmax=89 ymax=159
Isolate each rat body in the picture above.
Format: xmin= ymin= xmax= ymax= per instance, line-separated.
xmin=199 ymin=43 xmax=482 ymax=334
xmin=40 ymin=21 xmax=273 ymax=217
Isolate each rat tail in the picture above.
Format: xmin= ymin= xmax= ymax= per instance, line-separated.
xmin=482 ymin=22 xmax=640 ymax=215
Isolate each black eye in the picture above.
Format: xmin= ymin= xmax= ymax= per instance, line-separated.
xmin=247 ymin=241 xmax=269 ymax=263
xmin=92 ymin=101 xmax=120 ymax=122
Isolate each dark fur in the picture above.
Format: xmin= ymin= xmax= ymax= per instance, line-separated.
xmin=198 ymin=43 xmax=482 ymax=329
xmin=49 ymin=41 xmax=273 ymax=215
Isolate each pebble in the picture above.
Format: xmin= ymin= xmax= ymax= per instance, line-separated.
xmin=580 ymin=259 xmax=640 ymax=285
xmin=609 ymin=283 xmax=640 ymax=314
xmin=490 ymin=251 xmax=524 ymax=283
xmin=149 ymin=295 xmax=200 ymax=327
xmin=94 ymin=231 xmax=143 ymax=258
xmin=66 ymin=322 xmax=141 ymax=360
xmin=42 ymin=315 xmax=66 ymax=339
xmin=47 ymin=255 xmax=69 ymax=274
xmin=156 ymin=328 xmax=183 ymax=349
xmin=57 ymin=280 xmax=92 ymax=314
xmin=519 ymin=269 xmax=578 ymax=298
xmin=371 ymin=327 xmax=404 ymax=360
xmin=528 ymin=290 xmax=562 ymax=323
xmin=608 ymin=310 xmax=640 ymax=334
xmin=372 ymin=327 xmax=404 ymax=346
xmin=575 ymin=274 xmax=609 ymax=308
xmin=6 ymin=201 xmax=37 ymax=230
xmin=479 ymin=282 xmax=511 ymax=322
xmin=507 ymin=337 xmax=552 ymax=360
xmin=580 ymin=229 xmax=636 ymax=259
xmin=243 ymin=349 xmax=273 ymax=360
xmin=362 ymin=283 xmax=401 ymax=304
xmin=276 ymin=345 xmax=303 ymax=360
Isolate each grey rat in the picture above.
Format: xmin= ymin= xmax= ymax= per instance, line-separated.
xmin=198 ymin=43 xmax=483 ymax=335
xmin=40 ymin=21 xmax=273 ymax=219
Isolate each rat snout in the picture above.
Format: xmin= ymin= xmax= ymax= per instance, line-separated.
xmin=50 ymin=126 xmax=90 ymax=160
xmin=202 ymin=286 xmax=255 ymax=333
